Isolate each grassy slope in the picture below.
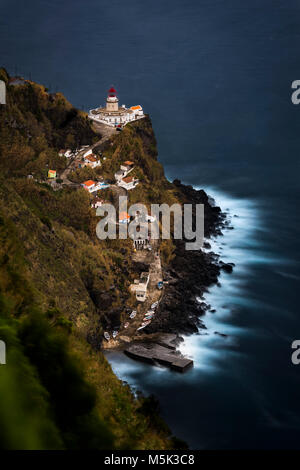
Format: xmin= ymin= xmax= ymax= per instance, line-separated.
xmin=0 ymin=69 xmax=184 ymax=449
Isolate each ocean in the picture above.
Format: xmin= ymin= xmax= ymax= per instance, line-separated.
xmin=1 ymin=0 xmax=300 ymax=448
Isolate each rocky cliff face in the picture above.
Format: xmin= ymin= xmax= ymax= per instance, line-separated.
xmin=0 ymin=69 xmax=185 ymax=450
xmin=143 ymin=182 xmax=232 ymax=335
xmin=0 ymin=68 xmax=233 ymax=449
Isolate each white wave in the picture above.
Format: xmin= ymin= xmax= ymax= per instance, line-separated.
xmin=178 ymin=186 xmax=264 ymax=369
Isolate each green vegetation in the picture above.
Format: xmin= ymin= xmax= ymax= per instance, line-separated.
xmin=0 ymin=67 xmax=98 ymax=179
xmin=0 ymin=68 xmax=184 ymax=449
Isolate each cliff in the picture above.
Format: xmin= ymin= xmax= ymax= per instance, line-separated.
xmin=0 ymin=69 xmax=186 ymax=450
xmin=0 ymin=68 xmax=230 ymax=449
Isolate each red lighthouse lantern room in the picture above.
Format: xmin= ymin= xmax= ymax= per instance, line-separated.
xmin=108 ymin=86 xmax=117 ymax=97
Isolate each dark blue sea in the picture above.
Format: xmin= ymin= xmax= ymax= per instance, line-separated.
xmin=1 ymin=0 xmax=300 ymax=449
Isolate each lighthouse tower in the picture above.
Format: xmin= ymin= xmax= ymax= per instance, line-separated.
xmin=106 ymin=86 xmax=119 ymax=112
xmin=89 ymin=86 xmax=144 ymax=127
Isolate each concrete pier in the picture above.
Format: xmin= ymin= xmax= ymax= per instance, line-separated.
xmin=124 ymin=342 xmax=193 ymax=372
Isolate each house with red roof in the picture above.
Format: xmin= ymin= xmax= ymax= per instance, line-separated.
xmin=118 ymin=176 xmax=139 ymax=191
xmin=84 ymin=153 xmax=101 ymax=168
xmin=82 ymin=180 xmax=96 ymax=192
xmin=115 ymin=161 xmax=134 ymax=182
xmin=91 ymin=197 xmax=107 ymax=209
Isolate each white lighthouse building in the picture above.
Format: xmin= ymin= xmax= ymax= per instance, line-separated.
xmin=89 ymin=87 xmax=144 ymax=127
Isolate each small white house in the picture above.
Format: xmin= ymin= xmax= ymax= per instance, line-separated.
xmin=130 ymin=272 xmax=150 ymax=302
xmin=84 ymin=153 xmax=101 ymax=168
xmin=91 ymin=197 xmax=106 ymax=209
xmin=115 ymin=161 xmax=134 ymax=182
xmin=136 ymin=285 xmax=147 ymax=302
xmin=118 ymin=176 xmax=139 ymax=191
xmin=130 ymin=105 xmax=144 ymax=117
xmin=82 ymin=180 xmax=96 ymax=193
xmin=82 ymin=180 xmax=108 ymax=193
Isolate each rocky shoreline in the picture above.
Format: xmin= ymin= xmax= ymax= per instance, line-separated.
xmin=142 ymin=180 xmax=234 ymax=337
xmin=117 ymin=181 xmax=235 ymax=371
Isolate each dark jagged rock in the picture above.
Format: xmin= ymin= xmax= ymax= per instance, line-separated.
xmin=219 ymin=261 xmax=233 ymax=273
xmin=214 ymin=331 xmax=228 ymax=338
xmin=145 ymin=184 xmax=234 ymax=336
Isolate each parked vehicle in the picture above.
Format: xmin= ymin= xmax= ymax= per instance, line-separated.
xmin=112 ymin=330 xmax=118 ymax=339
xmin=130 ymin=310 xmax=137 ymax=319
xmin=104 ymin=332 xmax=110 ymax=341
xmin=124 ymin=322 xmax=129 ymax=329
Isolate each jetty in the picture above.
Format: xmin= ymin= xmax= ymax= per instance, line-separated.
xmin=124 ymin=341 xmax=193 ymax=372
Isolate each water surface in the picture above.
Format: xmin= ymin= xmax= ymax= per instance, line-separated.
xmin=1 ymin=0 xmax=300 ymax=448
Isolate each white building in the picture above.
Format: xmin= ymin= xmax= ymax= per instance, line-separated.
xmin=89 ymin=87 xmax=145 ymax=127
xmin=82 ymin=180 xmax=109 ymax=193
xmin=118 ymin=176 xmax=139 ymax=191
xmin=91 ymin=197 xmax=106 ymax=209
xmin=82 ymin=180 xmax=97 ymax=193
xmin=114 ymin=161 xmax=134 ymax=181
xmin=130 ymin=272 xmax=150 ymax=302
xmin=83 ymin=153 xmax=101 ymax=168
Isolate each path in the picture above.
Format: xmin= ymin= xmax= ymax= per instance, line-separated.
xmin=103 ymin=238 xmax=164 ymax=349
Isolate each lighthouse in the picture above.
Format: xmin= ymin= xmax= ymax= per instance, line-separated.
xmin=89 ymin=86 xmax=145 ymax=127
xmin=106 ymin=86 xmax=119 ymax=112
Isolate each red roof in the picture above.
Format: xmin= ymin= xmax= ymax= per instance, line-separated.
xmin=83 ymin=180 xmax=95 ymax=187
xmin=108 ymin=86 xmax=117 ymax=97
xmin=85 ymin=154 xmax=97 ymax=162
xmin=122 ymin=176 xmax=133 ymax=183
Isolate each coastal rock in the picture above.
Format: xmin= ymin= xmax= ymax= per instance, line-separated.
xmin=219 ymin=261 xmax=234 ymax=273
xmin=214 ymin=331 xmax=228 ymax=338
xmin=144 ymin=184 xmax=232 ymax=336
